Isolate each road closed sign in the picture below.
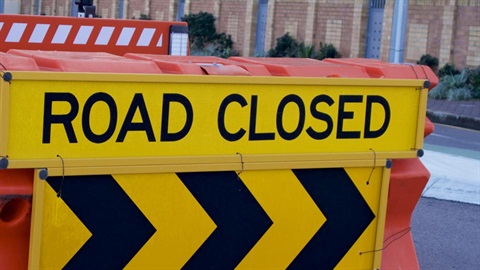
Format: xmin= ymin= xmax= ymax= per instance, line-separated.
xmin=1 ymin=72 xmax=427 ymax=172
xmin=29 ymin=166 xmax=390 ymax=269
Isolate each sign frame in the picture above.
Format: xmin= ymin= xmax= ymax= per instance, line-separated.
xmin=29 ymin=165 xmax=392 ymax=269
xmin=1 ymin=72 xmax=428 ymax=176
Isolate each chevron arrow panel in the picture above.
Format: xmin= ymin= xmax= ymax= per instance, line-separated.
xmin=30 ymin=167 xmax=387 ymax=269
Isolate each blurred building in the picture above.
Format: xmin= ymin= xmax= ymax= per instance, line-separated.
xmin=7 ymin=0 xmax=480 ymax=69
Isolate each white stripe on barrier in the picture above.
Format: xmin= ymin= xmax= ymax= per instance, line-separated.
xmin=137 ymin=28 xmax=155 ymax=46
xmin=29 ymin=24 xmax=50 ymax=43
xmin=6 ymin=23 xmax=27 ymax=42
xmin=52 ymin=25 xmax=72 ymax=44
xmin=74 ymin=25 xmax=94 ymax=45
xmin=117 ymin=27 xmax=135 ymax=46
xmin=95 ymin=26 xmax=114 ymax=45
xmin=157 ymin=34 xmax=163 ymax=47
xmin=0 ymin=22 xmax=4 ymax=31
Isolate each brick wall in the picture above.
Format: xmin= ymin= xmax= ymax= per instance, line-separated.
xmin=315 ymin=3 xmax=355 ymax=57
xmin=350 ymin=0 xmax=369 ymax=58
xmin=219 ymin=1 xmax=246 ymax=47
xmin=21 ymin=0 xmax=33 ymax=14
xmin=189 ymin=0 xmax=218 ymax=16
xmin=453 ymin=5 xmax=480 ymax=67
xmin=150 ymin=0 xmax=176 ymax=21
xmin=273 ymin=1 xmax=310 ymax=43
xmin=15 ymin=0 xmax=480 ymax=68
xmin=97 ymin=0 xmax=117 ymax=18
xmin=127 ymin=0 xmax=146 ymax=20
xmin=378 ymin=0 xmax=480 ymax=68
xmin=39 ymin=0 xmax=55 ymax=15
xmin=405 ymin=3 xmax=444 ymax=63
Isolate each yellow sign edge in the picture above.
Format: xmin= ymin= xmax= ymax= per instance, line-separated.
xmin=28 ymin=169 xmax=46 ymax=270
xmin=38 ymin=158 xmax=387 ymax=177
xmin=7 ymin=71 xmax=427 ymax=88
xmin=5 ymin=151 xmax=416 ymax=171
xmin=0 ymin=76 xmax=10 ymax=156
xmin=415 ymin=87 xmax=429 ymax=149
xmin=372 ymin=166 xmax=391 ymax=268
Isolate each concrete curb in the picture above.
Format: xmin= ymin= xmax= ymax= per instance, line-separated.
xmin=427 ymin=110 xmax=480 ymax=131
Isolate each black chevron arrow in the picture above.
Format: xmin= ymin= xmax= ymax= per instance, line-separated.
xmin=289 ymin=168 xmax=375 ymax=269
xmin=178 ymin=171 xmax=273 ymax=269
xmin=47 ymin=175 xmax=156 ymax=270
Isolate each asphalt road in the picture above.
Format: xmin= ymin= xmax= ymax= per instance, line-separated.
xmin=412 ymin=197 xmax=480 ymax=269
xmin=412 ymin=124 xmax=480 ymax=269
xmin=424 ymin=124 xmax=480 ymax=154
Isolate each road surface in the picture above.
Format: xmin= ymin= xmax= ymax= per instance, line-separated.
xmin=411 ymin=124 xmax=480 ymax=269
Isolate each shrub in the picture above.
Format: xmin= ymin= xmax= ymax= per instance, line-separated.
xmin=139 ymin=14 xmax=150 ymax=20
xmin=428 ymin=83 xmax=449 ymax=99
xmin=445 ymin=69 xmax=469 ymax=88
xmin=438 ymin=63 xmax=461 ymax=78
xmin=182 ymin=12 xmax=217 ymax=50
xmin=315 ymin=42 xmax=340 ymax=60
xmin=268 ymin=33 xmax=299 ymax=57
xmin=267 ymin=33 xmax=341 ymax=60
xmin=417 ymin=54 xmax=439 ymax=72
xmin=212 ymin=33 xmax=239 ymax=58
xmin=182 ymin=12 xmax=238 ymax=58
xmin=466 ymin=66 xmax=480 ymax=99
xmin=447 ymin=87 xmax=472 ymax=100
xmin=298 ymin=43 xmax=316 ymax=58
xmin=429 ymin=69 xmax=472 ymax=100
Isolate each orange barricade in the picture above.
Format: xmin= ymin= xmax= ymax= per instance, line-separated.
xmin=0 ymin=169 xmax=34 ymax=270
xmin=0 ymin=52 xmax=433 ymax=268
xmin=381 ymin=158 xmax=430 ymax=269
xmin=0 ymin=14 xmax=188 ymax=56
xmin=7 ymin=50 xmax=162 ymax=73
xmin=424 ymin=117 xmax=435 ymax=138
xmin=323 ymin=58 xmax=438 ymax=89
xmin=230 ymin=56 xmax=370 ymax=78
xmin=124 ymin=54 xmax=271 ymax=76
xmin=0 ymin=50 xmax=39 ymax=270
xmin=0 ymin=52 xmax=40 ymax=71
xmin=327 ymin=58 xmax=436 ymax=269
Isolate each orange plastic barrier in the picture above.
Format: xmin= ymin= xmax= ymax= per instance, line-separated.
xmin=323 ymin=58 xmax=436 ymax=269
xmin=424 ymin=117 xmax=435 ymax=138
xmin=0 ymin=169 xmax=34 ymax=270
xmin=124 ymin=54 xmax=271 ymax=76
xmin=0 ymin=53 xmax=434 ymax=269
xmin=323 ymin=58 xmax=438 ymax=89
xmin=326 ymin=57 xmax=437 ymax=269
xmin=0 ymin=52 xmax=40 ymax=71
xmin=7 ymin=50 xmax=162 ymax=73
xmin=0 ymin=14 xmax=187 ymax=56
xmin=381 ymin=158 xmax=430 ymax=269
xmin=229 ymin=57 xmax=370 ymax=78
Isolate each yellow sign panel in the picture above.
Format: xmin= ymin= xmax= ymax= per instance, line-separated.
xmin=29 ymin=166 xmax=390 ymax=269
xmin=2 ymin=73 xmax=426 ymax=168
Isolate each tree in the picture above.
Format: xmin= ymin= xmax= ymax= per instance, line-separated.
xmin=182 ymin=12 xmax=218 ymax=50
xmin=182 ymin=12 xmax=238 ymax=58
xmin=268 ymin=33 xmax=299 ymax=57
xmin=315 ymin=42 xmax=341 ymax=60
xmin=417 ymin=54 xmax=439 ymax=73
